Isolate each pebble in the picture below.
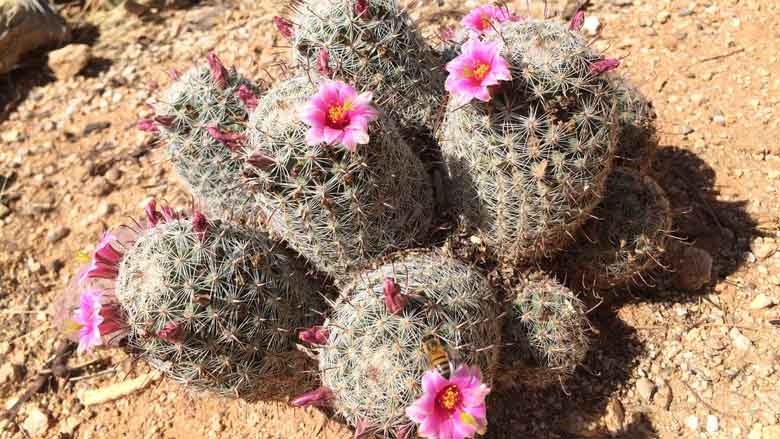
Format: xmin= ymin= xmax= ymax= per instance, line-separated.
xmin=582 ymin=16 xmax=602 ymax=36
xmin=674 ymin=246 xmax=713 ymax=291
xmin=604 ymin=398 xmax=625 ymax=433
xmin=48 ymin=44 xmax=92 ymax=80
xmin=712 ymin=112 xmax=727 ymax=126
xmin=686 ymin=415 xmax=699 ymax=431
xmin=706 ymin=415 xmax=719 ymax=433
xmin=636 ymin=378 xmax=656 ymax=401
xmin=83 ymin=121 xmax=111 ymax=136
xmin=749 ymin=294 xmax=776 ymax=310
xmin=0 ymin=203 xmax=10 ymax=219
xmin=46 ymin=226 xmax=70 ymax=243
xmin=657 ymin=11 xmax=671 ymax=24
xmin=610 ymin=0 xmax=632 ymax=5
xmin=729 ymin=327 xmax=753 ymax=350
xmin=753 ymin=238 xmax=777 ymax=260
xmin=22 ymin=408 xmax=50 ymax=437
xmin=680 ymin=125 xmax=695 ymax=135
xmin=89 ymin=177 xmax=115 ymax=197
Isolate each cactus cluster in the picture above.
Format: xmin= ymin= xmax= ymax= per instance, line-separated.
xmin=440 ymin=19 xmax=618 ymax=263
xmin=242 ymin=77 xmax=433 ymax=277
xmin=317 ymin=252 xmax=501 ymax=438
xmin=56 ymin=2 xmax=671 ymax=437
xmin=116 ymin=213 xmax=320 ymax=399
xmin=289 ymin=0 xmax=445 ymax=131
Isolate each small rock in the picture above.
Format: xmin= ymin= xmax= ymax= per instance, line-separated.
xmin=729 ymin=327 xmax=753 ymax=350
xmin=22 ymin=408 xmax=49 ymax=436
xmin=582 ymin=16 xmax=601 ymax=36
xmin=636 ymin=378 xmax=656 ymax=401
xmin=748 ymin=424 xmax=762 ymax=439
xmin=1 ymin=129 xmax=22 ymax=143
xmin=0 ymin=362 xmax=23 ymax=385
xmin=610 ymin=0 xmax=632 ymax=5
xmin=753 ymin=238 xmax=776 ymax=260
xmin=712 ymin=112 xmax=726 ymax=126
xmin=678 ymin=8 xmax=694 ymax=16
xmin=0 ymin=203 xmax=10 ymax=219
xmin=604 ymin=398 xmax=625 ymax=433
xmin=83 ymin=121 xmax=111 ymax=136
xmin=673 ymin=246 xmax=712 ymax=291
xmin=49 ymin=258 xmax=64 ymax=273
xmin=706 ymin=415 xmax=719 ymax=433
xmin=680 ymin=125 xmax=695 ymax=135
xmin=654 ymin=381 xmax=673 ymax=410
xmin=686 ymin=415 xmax=699 ymax=431
xmin=0 ymin=0 xmax=70 ymax=75
xmin=89 ymin=177 xmax=114 ymax=197
xmin=690 ymin=94 xmax=707 ymax=105
xmin=48 ymin=44 xmax=91 ymax=80
xmin=46 ymin=226 xmax=70 ymax=243
xmin=657 ymin=11 xmax=671 ymax=24
xmin=749 ymin=294 xmax=776 ymax=310
xmin=105 ymin=168 xmax=122 ymax=182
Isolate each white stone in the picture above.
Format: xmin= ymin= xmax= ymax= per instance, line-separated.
xmin=22 ymin=408 xmax=49 ymax=436
xmin=636 ymin=378 xmax=656 ymax=401
xmin=686 ymin=415 xmax=700 ymax=431
xmin=749 ymin=294 xmax=775 ymax=310
xmin=582 ymin=16 xmax=602 ymax=36
xmin=706 ymin=415 xmax=719 ymax=433
xmin=729 ymin=328 xmax=753 ymax=350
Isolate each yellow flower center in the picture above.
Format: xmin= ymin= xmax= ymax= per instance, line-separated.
xmin=463 ymin=62 xmax=491 ymax=82
xmin=480 ymin=15 xmax=492 ymax=29
xmin=437 ymin=384 xmax=461 ymax=412
xmin=327 ymin=101 xmax=352 ymax=128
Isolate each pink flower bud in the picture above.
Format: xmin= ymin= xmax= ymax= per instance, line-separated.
xmin=192 ymin=211 xmax=208 ymax=241
xmin=137 ymin=118 xmax=159 ymax=133
xmin=355 ymin=0 xmax=368 ymax=19
xmin=235 ymin=85 xmax=258 ymax=111
xmin=247 ymin=153 xmax=275 ymax=171
xmin=569 ymin=10 xmax=585 ymax=31
xmin=299 ymin=326 xmax=329 ymax=345
xmin=383 ymin=277 xmax=407 ymax=315
xmin=168 ymin=68 xmax=180 ymax=80
xmin=207 ymin=124 xmax=244 ymax=152
xmin=273 ymin=16 xmax=293 ymax=39
xmin=290 ymin=387 xmax=334 ymax=407
xmin=316 ymin=48 xmax=333 ymax=77
xmin=589 ymin=58 xmax=620 ymax=75
xmin=157 ymin=321 xmax=184 ymax=343
xmin=207 ymin=51 xmax=228 ymax=89
xmin=145 ymin=199 xmax=162 ymax=227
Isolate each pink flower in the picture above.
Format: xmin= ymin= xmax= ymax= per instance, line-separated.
xmin=445 ymin=39 xmax=512 ymax=104
xmin=273 ymin=16 xmax=293 ymax=39
xmin=355 ymin=0 xmax=368 ymax=19
xmin=317 ymin=48 xmax=333 ymax=77
xmin=79 ymin=233 xmax=123 ymax=284
xmin=192 ymin=211 xmax=208 ymax=241
xmin=383 ymin=277 xmax=407 ymax=315
xmin=406 ymin=365 xmax=490 ymax=439
xmin=569 ymin=10 xmax=585 ymax=31
xmin=299 ymin=326 xmax=329 ymax=345
xmin=137 ymin=118 xmax=159 ymax=133
xmin=145 ymin=199 xmax=162 ymax=227
xmin=207 ymin=124 xmax=244 ymax=152
xmin=299 ymin=81 xmax=379 ymax=151
xmin=590 ymin=58 xmax=620 ymax=75
xmin=72 ymin=289 xmax=103 ymax=353
xmin=461 ymin=4 xmax=520 ymax=35
xmin=290 ymin=387 xmax=334 ymax=407
xmin=235 ymin=84 xmax=258 ymax=111
xmin=207 ymin=52 xmax=228 ymax=89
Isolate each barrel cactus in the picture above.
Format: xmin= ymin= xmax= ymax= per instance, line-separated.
xmin=315 ymin=252 xmax=501 ymax=438
xmin=287 ymin=0 xmax=444 ymax=131
xmin=563 ymin=167 xmax=671 ymax=290
xmin=115 ymin=209 xmax=320 ymax=399
xmin=439 ymin=19 xmax=619 ymax=263
xmin=499 ymin=272 xmax=589 ymax=388
xmin=242 ymin=77 xmax=433 ymax=277
xmin=143 ymin=53 xmax=263 ymax=219
xmin=610 ymin=76 xmax=657 ymax=174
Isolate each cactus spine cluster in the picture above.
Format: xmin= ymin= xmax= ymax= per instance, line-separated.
xmin=242 ymin=77 xmax=433 ymax=277
xmin=153 ymin=59 xmax=263 ymax=219
xmin=289 ymin=0 xmax=444 ymax=131
xmin=500 ymin=272 xmax=589 ymax=388
xmin=440 ymin=19 xmax=618 ymax=262
xmin=317 ymin=252 xmax=501 ymax=437
xmin=609 ymin=76 xmax=658 ymax=174
xmin=563 ymin=167 xmax=672 ymax=290
xmin=116 ymin=213 xmax=320 ymax=399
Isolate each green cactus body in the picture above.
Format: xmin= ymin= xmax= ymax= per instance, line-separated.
xmin=564 ymin=167 xmax=671 ymax=290
xmin=116 ymin=216 xmax=319 ymax=399
xmin=440 ymin=19 xmax=618 ymax=263
xmin=318 ymin=252 xmax=500 ymax=437
xmin=289 ymin=0 xmax=444 ymax=130
xmin=500 ymin=272 xmax=589 ymax=388
xmin=609 ymin=76 xmax=657 ymax=174
xmin=243 ymin=77 xmax=433 ymax=277
xmin=155 ymin=63 xmax=263 ymax=219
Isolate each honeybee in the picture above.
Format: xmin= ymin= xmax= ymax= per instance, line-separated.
xmin=421 ymin=334 xmax=455 ymax=379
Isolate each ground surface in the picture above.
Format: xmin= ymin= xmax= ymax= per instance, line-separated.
xmin=1 ymin=0 xmax=780 ymax=438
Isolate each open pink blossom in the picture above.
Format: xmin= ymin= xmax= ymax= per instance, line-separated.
xmin=299 ymin=81 xmax=378 ymax=151
xmin=406 ymin=365 xmax=490 ymax=439
xmin=79 ymin=233 xmax=123 ymax=284
xmin=445 ymin=39 xmax=511 ymax=105
xmin=71 ymin=289 xmax=104 ymax=353
xmin=461 ymin=4 xmax=520 ymax=35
